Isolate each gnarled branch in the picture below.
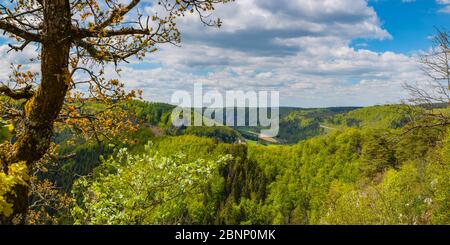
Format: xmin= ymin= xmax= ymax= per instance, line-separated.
xmin=0 ymin=84 xmax=34 ymax=100
xmin=75 ymin=39 xmax=150 ymax=64
xmin=94 ymin=0 xmax=141 ymax=30
xmin=0 ymin=20 xmax=41 ymax=42
xmin=72 ymin=26 xmax=151 ymax=39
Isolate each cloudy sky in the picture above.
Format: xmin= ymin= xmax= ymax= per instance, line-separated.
xmin=2 ymin=0 xmax=450 ymax=107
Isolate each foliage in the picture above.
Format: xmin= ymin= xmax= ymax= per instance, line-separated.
xmin=328 ymin=105 xmax=411 ymax=129
xmin=183 ymin=126 xmax=241 ymax=143
xmin=0 ymin=121 xmax=23 ymax=218
xmin=0 ymin=0 xmax=233 ymax=221
xmin=276 ymin=107 xmax=358 ymax=144
xmin=323 ymin=160 xmax=449 ymax=224
xmin=71 ymin=142 xmax=231 ymax=224
xmin=26 ymin=179 xmax=74 ymax=225
xmin=124 ymin=100 xmax=175 ymax=126
xmin=0 ymin=161 xmax=28 ymax=218
xmin=66 ymin=103 xmax=450 ymax=225
xmin=2 ymin=100 xmax=447 ymax=225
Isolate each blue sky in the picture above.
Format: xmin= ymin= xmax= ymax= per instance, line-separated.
xmin=1 ymin=0 xmax=450 ymax=107
xmin=361 ymin=0 xmax=450 ymax=54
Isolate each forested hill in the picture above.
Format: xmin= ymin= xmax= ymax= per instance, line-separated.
xmin=21 ymin=100 xmax=449 ymax=224
xmin=122 ymin=100 xmax=410 ymax=144
xmin=122 ymin=100 xmax=362 ymax=144
xmin=326 ymin=105 xmax=411 ymax=129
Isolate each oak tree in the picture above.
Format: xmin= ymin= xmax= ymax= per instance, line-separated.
xmin=0 ymin=0 xmax=231 ymax=223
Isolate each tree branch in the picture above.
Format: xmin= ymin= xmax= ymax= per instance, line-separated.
xmin=0 ymin=20 xmax=41 ymax=42
xmin=75 ymin=39 xmax=147 ymax=64
xmin=8 ymin=40 xmax=32 ymax=52
xmin=72 ymin=26 xmax=151 ymax=39
xmin=94 ymin=0 xmax=141 ymax=30
xmin=74 ymin=39 xmax=122 ymax=63
xmin=0 ymin=84 xmax=34 ymax=100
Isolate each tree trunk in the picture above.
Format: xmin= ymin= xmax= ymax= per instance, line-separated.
xmin=2 ymin=0 xmax=71 ymax=224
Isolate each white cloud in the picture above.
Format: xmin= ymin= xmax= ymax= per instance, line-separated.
xmin=0 ymin=44 xmax=39 ymax=83
xmin=437 ymin=0 xmax=450 ymax=13
xmin=121 ymin=0 xmax=425 ymax=107
xmin=0 ymin=0 xmax=429 ymax=107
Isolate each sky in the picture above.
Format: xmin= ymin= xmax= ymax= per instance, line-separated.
xmin=2 ymin=0 xmax=450 ymax=107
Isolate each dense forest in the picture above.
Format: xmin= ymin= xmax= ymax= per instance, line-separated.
xmin=3 ymin=100 xmax=446 ymax=224
xmin=0 ymin=0 xmax=449 ymax=228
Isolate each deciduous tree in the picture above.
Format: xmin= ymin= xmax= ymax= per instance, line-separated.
xmin=0 ymin=0 xmax=231 ymax=223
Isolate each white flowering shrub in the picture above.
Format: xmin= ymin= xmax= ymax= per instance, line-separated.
xmin=71 ymin=142 xmax=231 ymax=224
